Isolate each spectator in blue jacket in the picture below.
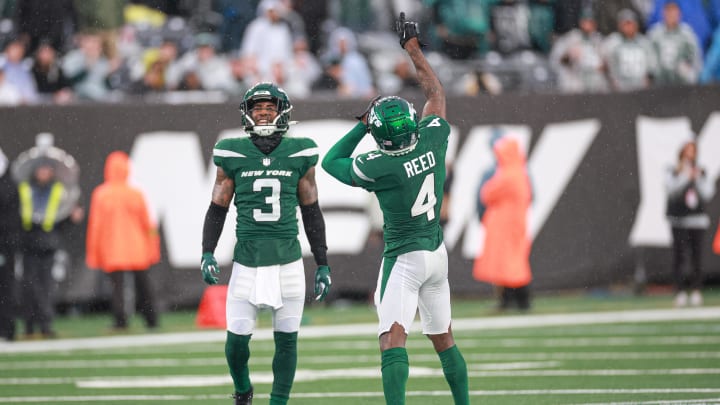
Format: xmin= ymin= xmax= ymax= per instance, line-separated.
xmin=646 ymin=0 xmax=720 ymax=51
xmin=700 ymin=25 xmax=720 ymax=83
xmin=0 ymin=38 xmax=39 ymax=104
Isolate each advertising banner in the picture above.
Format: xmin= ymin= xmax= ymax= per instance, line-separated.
xmin=1 ymin=85 xmax=719 ymax=308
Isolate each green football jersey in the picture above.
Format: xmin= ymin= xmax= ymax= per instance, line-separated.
xmin=351 ymin=115 xmax=449 ymax=257
xmin=213 ymin=136 xmax=318 ymax=267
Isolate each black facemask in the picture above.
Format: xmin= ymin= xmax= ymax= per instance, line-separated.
xmin=250 ymin=133 xmax=283 ymax=154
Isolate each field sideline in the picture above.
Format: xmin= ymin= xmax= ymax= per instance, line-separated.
xmin=1 ymin=293 xmax=720 ymax=404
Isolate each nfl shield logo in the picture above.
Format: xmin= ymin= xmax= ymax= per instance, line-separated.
xmin=262 ymin=158 xmax=272 ymax=167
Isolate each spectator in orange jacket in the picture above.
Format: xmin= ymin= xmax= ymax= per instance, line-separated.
xmin=714 ymin=222 xmax=720 ymax=255
xmin=473 ymin=136 xmax=533 ymax=311
xmin=86 ymin=151 xmax=160 ymax=330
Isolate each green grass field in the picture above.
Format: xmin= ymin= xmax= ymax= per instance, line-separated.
xmin=1 ymin=289 xmax=719 ymax=404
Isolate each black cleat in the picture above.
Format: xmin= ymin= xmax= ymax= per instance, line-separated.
xmin=232 ymin=386 xmax=253 ymax=405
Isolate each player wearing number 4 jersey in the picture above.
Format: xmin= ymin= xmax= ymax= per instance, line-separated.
xmin=201 ymin=82 xmax=331 ymax=405
xmin=322 ymin=12 xmax=469 ymax=405
xmin=353 ymin=113 xmax=447 ymax=255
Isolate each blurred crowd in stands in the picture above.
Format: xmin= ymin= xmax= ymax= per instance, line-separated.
xmin=1 ymin=0 xmax=720 ymax=106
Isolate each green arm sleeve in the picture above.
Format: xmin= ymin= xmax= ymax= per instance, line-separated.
xmin=321 ymin=122 xmax=368 ymax=186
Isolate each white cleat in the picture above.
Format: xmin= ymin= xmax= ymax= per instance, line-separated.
xmin=673 ymin=291 xmax=688 ymax=308
xmin=689 ymin=290 xmax=703 ymax=307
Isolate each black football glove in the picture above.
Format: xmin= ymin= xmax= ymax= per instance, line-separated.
xmin=395 ymin=12 xmax=420 ymax=49
xmin=355 ymin=95 xmax=382 ymax=124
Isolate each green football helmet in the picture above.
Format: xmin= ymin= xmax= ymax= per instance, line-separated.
xmin=367 ymin=96 xmax=419 ymax=156
xmin=239 ymin=82 xmax=293 ymax=136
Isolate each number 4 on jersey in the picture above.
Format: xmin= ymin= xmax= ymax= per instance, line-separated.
xmin=411 ymin=173 xmax=437 ymax=220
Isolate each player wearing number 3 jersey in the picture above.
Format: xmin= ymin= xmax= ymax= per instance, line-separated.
xmin=213 ymin=136 xmax=318 ymax=265
xmin=322 ymin=12 xmax=469 ymax=405
xmin=201 ymin=82 xmax=330 ymax=405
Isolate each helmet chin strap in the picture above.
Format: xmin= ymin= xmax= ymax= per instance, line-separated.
xmin=244 ymin=114 xmax=277 ymax=137
xmin=252 ymin=125 xmax=278 ymax=136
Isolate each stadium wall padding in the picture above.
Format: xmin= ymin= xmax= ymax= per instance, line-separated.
xmin=1 ymin=85 xmax=719 ymax=309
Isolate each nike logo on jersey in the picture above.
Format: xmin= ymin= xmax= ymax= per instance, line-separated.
xmin=403 ymin=151 xmax=436 ymax=178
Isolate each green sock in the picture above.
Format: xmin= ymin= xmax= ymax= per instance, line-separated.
xmin=270 ymin=331 xmax=298 ymax=405
xmin=381 ymin=347 xmax=409 ymax=405
xmin=438 ymin=345 xmax=469 ymax=404
xmin=225 ymin=331 xmax=252 ymax=395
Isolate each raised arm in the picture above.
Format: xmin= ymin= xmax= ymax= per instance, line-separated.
xmin=396 ymin=13 xmax=445 ymax=119
xmin=322 ymin=121 xmax=370 ymax=186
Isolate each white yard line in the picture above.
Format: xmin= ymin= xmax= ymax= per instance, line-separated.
xmin=1 ymin=389 xmax=720 ymax=403
xmin=571 ymin=399 xmax=720 ymax=405
xmin=2 ymin=351 xmax=720 ymax=370
xmin=2 ymin=367 xmax=720 ymax=387
xmin=1 ymin=306 xmax=718 ymax=354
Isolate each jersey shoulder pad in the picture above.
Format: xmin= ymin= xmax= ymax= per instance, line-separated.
xmin=352 ymin=150 xmax=387 ymax=183
xmin=285 ymin=137 xmax=319 ymax=164
xmin=214 ymin=137 xmax=248 ymax=151
xmin=419 ymin=115 xmax=449 ymax=131
xmin=286 ymin=136 xmax=318 ymax=153
xmin=213 ymin=138 xmax=252 ymax=166
xmin=419 ymin=115 xmax=450 ymax=145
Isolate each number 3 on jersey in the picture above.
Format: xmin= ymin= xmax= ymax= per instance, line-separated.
xmin=253 ymin=178 xmax=281 ymax=221
xmin=411 ymin=173 xmax=437 ymax=221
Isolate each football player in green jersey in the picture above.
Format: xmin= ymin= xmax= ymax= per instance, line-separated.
xmin=200 ymin=82 xmax=331 ymax=405
xmin=322 ymin=13 xmax=469 ymax=405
